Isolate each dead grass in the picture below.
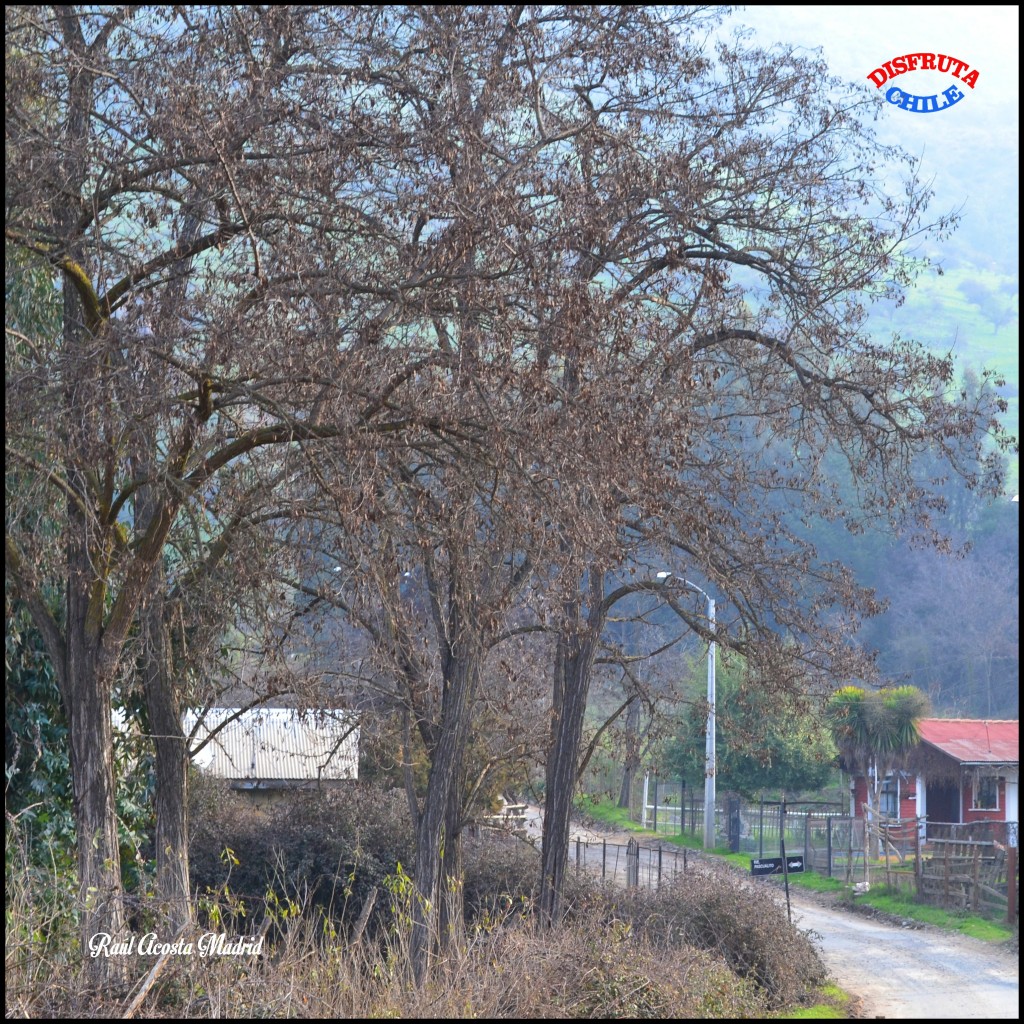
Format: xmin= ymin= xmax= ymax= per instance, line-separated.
xmin=5 ymin=874 xmax=824 ymax=1018
xmin=7 ymin=900 xmax=772 ymax=1018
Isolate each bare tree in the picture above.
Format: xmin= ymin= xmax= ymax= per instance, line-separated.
xmin=486 ymin=8 xmax=1014 ymax=920
xmin=4 ymin=5 xmax=501 ymax=955
xmin=295 ymin=426 xmax=555 ymax=983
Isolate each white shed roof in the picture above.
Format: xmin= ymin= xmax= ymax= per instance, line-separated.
xmin=184 ymin=708 xmax=359 ymax=782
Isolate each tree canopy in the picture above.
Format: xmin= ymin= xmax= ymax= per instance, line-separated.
xmin=664 ymin=656 xmax=838 ymax=799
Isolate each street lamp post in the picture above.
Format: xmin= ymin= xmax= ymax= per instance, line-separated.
xmin=703 ymin=592 xmax=717 ymax=850
xmin=657 ymin=573 xmax=717 ymax=849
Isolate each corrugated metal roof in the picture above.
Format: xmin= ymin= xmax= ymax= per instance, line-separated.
xmin=917 ymin=718 xmax=1018 ymax=765
xmin=184 ymin=708 xmax=359 ymax=781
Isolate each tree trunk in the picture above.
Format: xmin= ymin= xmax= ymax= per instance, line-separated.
xmin=540 ymin=573 xmax=603 ymax=925
xmin=67 ymin=657 xmax=125 ymax=949
xmin=437 ymin=779 xmax=466 ymax=952
xmin=540 ymin=648 xmax=592 ymax=925
xmin=141 ymin=592 xmax=193 ymax=932
xmin=410 ymin=649 xmax=479 ymax=985
xmin=65 ymin=520 xmax=127 ymax=968
xmin=54 ymin=14 xmax=129 ymax=973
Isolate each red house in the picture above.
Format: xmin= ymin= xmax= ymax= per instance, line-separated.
xmin=849 ymin=719 xmax=1019 ymax=836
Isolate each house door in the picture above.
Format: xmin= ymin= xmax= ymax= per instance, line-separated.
xmin=1005 ymin=779 xmax=1017 ymax=825
xmin=925 ymin=780 xmax=960 ymax=835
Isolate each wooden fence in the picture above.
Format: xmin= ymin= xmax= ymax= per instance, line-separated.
xmin=814 ymin=816 xmax=1018 ymax=919
xmin=918 ymin=822 xmax=1017 ymax=917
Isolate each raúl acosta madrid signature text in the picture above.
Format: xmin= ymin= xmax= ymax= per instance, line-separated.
xmin=89 ymin=931 xmax=266 ymax=958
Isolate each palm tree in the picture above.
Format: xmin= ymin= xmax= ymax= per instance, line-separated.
xmin=827 ymin=685 xmax=930 ymax=870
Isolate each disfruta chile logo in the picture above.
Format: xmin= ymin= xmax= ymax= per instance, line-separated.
xmin=866 ymin=53 xmax=979 ymax=113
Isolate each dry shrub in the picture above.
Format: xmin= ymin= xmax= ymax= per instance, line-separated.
xmin=7 ymin=847 xmax=814 ymax=1019
xmin=189 ymin=783 xmax=414 ymax=937
xmin=477 ymin=922 xmax=767 ymax=1019
xmin=461 ymin=832 xmax=589 ymax=923
xmin=10 ymin=791 xmax=825 ymax=1017
xmin=108 ymin=896 xmax=766 ymax=1019
xmin=5 ymin=829 xmax=84 ymax=1019
xmin=191 ymin=802 xmax=567 ymax=938
xmin=461 ymin=832 xmax=540 ymax=913
xmin=612 ymin=865 xmax=827 ymax=1009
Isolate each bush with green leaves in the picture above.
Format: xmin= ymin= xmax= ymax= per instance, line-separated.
xmin=6 ymin=610 xmax=76 ymax=864
xmin=5 ymin=609 xmax=155 ymax=891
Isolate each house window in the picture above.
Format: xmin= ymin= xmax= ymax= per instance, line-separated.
xmin=880 ymin=779 xmax=899 ymax=818
xmin=972 ymin=777 xmax=999 ymax=811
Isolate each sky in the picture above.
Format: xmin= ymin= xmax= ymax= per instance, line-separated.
xmin=730 ymin=5 xmax=1020 ymax=475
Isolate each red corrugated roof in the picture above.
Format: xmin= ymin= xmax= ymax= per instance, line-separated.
xmin=917 ymin=719 xmax=1018 ymax=764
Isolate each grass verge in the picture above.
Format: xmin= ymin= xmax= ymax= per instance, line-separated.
xmin=775 ymin=982 xmax=849 ymax=1018
xmin=852 ymin=887 xmax=1015 ymax=942
xmin=575 ymin=795 xmax=655 ymax=835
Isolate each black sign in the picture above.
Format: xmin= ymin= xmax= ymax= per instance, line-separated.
xmin=751 ymin=856 xmax=804 ymax=876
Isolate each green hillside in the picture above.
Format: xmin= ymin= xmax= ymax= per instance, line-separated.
xmin=876 ymin=265 xmax=1019 ymax=489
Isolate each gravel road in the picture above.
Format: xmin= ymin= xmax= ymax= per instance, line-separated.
xmin=780 ymin=886 xmax=1018 ymax=1019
